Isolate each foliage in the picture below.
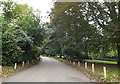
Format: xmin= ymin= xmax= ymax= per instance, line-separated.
xmin=1 ymin=0 xmax=44 ymax=66
xmin=42 ymin=2 xmax=120 ymax=62
xmin=1 ymin=0 xmax=120 ymax=66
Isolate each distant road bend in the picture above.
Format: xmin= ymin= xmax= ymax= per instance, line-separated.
xmin=3 ymin=57 xmax=92 ymax=82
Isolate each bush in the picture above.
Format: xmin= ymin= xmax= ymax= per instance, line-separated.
xmin=2 ymin=29 xmax=24 ymax=66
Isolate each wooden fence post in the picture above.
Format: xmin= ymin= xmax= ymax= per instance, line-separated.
xmin=73 ymin=61 xmax=75 ymax=65
xmin=92 ymin=64 xmax=94 ymax=72
xmin=103 ymin=67 xmax=107 ymax=80
xmin=85 ymin=62 xmax=87 ymax=68
xmin=0 ymin=65 xmax=2 ymax=76
xmin=22 ymin=61 xmax=24 ymax=67
xmin=28 ymin=61 xmax=29 ymax=64
xmin=14 ymin=63 xmax=17 ymax=70
xmin=78 ymin=61 xmax=80 ymax=67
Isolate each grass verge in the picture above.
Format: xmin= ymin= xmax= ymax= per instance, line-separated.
xmin=57 ymin=58 xmax=119 ymax=82
xmin=86 ymin=60 xmax=117 ymax=64
xmin=2 ymin=59 xmax=41 ymax=78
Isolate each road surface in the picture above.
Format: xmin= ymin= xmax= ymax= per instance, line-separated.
xmin=3 ymin=57 xmax=92 ymax=82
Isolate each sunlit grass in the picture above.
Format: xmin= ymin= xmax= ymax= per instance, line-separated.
xmin=79 ymin=61 xmax=118 ymax=82
xmin=86 ymin=60 xmax=117 ymax=64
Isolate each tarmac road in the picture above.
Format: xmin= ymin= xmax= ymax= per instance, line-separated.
xmin=2 ymin=57 xmax=92 ymax=82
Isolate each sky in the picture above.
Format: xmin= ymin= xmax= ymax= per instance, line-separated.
xmin=13 ymin=0 xmax=54 ymax=22
xmin=1 ymin=0 xmax=115 ymax=22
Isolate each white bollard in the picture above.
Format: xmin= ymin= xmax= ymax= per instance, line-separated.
xmin=70 ymin=60 xmax=71 ymax=63
xmin=103 ymin=67 xmax=107 ymax=79
xmin=28 ymin=61 xmax=29 ymax=64
xmin=0 ymin=65 xmax=2 ymax=77
xmin=85 ymin=62 xmax=87 ymax=68
xmin=32 ymin=60 xmax=33 ymax=62
xmin=78 ymin=61 xmax=80 ymax=67
xmin=73 ymin=61 xmax=76 ymax=65
xmin=22 ymin=61 xmax=24 ymax=67
xmin=14 ymin=63 xmax=17 ymax=70
xmin=92 ymin=64 xmax=94 ymax=72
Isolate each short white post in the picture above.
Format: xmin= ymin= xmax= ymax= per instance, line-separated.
xmin=28 ymin=61 xmax=29 ymax=64
xmin=78 ymin=61 xmax=80 ymax=67
xmin=14 ymin=63 xmax=17 ymax=70
xmin=22 ymin=61 xmax=24 ymax=67
xmin=85 ymin=62 xmax=87 ymax=68
xmin=0 ymin=65 xmax=2 ymax=77
xmin=32 ymin=60 xmax=33 ymax=63
xmin=73 ymin=61 xmax=75 ymax=65
xmin=92 ymin=64 xmax=94 ymax=72
xmin=70 ymin=60 xmax=71 ymax=63
xmin=103 ymin=67 xmax=107 ymax=79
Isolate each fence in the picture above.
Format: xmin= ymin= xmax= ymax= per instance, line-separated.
xmin=0 ymin=57 xmax=41 ymax=77
xmin=60 ymin=59 xmax=119 ymax=82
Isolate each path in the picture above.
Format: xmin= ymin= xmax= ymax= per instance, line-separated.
xmin=3 ymin=57 xmax=92 ymax=82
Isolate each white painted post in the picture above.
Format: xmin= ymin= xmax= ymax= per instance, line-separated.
xmin=70 ymin=60 xmax=71 ymax=63
xmin=78 ymin=61 xmax=80 ymax=67
xmin=22 ymin=61 xmax=24 ymax=67
xmin=0 ymin=65 xmax=2 ymax=77
xmin=28 ymin=61 xmax=29 ymax=64
xmin=92 ymin=64 xmax=94 ymax=72
xmin=73 ymin=61 xmax=75 ymax=65
xmin=32 ymin=60 xmax=33 ymax=63
xmin=85 ymin=62 xmax=87 ymax=68
xmin=14 ymin=63 xmax=17 ymax=70
xmin=103 ymin=67 xmax=107 ymax=79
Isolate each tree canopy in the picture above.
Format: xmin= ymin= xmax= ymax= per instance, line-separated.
xmin=42 ymin=2 xmax=120 ymax=63
xmin=0 ymin=0 xmax=120 ymax=66
xmin=1 ymin=0 xmax=45 ymax=66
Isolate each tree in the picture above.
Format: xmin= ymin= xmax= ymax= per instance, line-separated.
xmin=47 ymin=2 xmax=119 ymax=62
xmin=1 ymin=0 xmax=44 ymax=66
xmin=80 ymin=2 xmax=120 ymax=63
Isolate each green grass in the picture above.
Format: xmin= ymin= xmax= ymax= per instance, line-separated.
xmin=86 ymin=60 xmax=117 ymax=64
xmin=80 ymin=62 xmax=118 ymax=82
